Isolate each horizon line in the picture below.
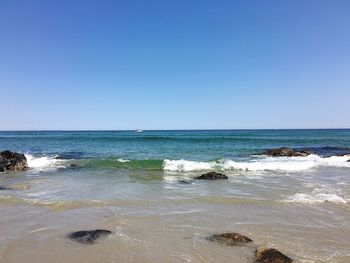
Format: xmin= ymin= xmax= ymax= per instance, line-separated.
xmin=0 ymin=128 xmax=350 ymax=132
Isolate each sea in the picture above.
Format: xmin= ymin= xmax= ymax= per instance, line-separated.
xmin=0 ymin=130 xmax=350 ymax=262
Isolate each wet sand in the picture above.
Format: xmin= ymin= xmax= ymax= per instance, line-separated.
xmin=1 ymin=190 xmax=350 ymax=263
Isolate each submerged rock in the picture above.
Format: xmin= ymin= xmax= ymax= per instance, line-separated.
xmin=0 ymin=150 xmax=28 ymax=172
xmin=68 ymin=229 xmax=112 ymax=244
xmin=195 ymin=172 xmax=228 ymax=180
xmin=178 ymin=180 xmax=193 ymax=184
xmin=0 ymin=186 xmax=11 ymax=190
xmin=262 ymin=147 xmax=312 ymax=157
xmin=255 ymin=247 xmax=293 ymax=263
xmin=207 ymin=232 xmax=253 ymax=246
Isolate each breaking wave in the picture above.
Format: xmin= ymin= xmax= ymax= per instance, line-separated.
xmin=25 ymin=154 xmax=67 ymax=170
xmin=163 ymin=154 xmax=350 ymax=172
xmin=23 ymin=153 xmax=350 ymax=172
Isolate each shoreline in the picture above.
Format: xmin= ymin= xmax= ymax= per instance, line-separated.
xmin=1 ymin=131 xmax=350 ymax=262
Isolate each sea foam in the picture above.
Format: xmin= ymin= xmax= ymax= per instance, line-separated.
xmin=25 ymin=154 xmax=66 ymax=170
xmin=163 ymin=159 xmax=216 ymax=172
xmin=163 ymin=154 xmax=350 ymax=172
xmin=285 ymin=187 xmax=348 ymax=204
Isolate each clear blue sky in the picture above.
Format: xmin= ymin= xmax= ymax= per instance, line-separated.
xmin=0 ymin=0 xmax=349 ymax=130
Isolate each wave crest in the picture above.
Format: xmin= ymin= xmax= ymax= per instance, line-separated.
xmin=163 ymin=154 xmax=350 ymax=172
xmin=24 ymin=153 xmax=350 ymax=172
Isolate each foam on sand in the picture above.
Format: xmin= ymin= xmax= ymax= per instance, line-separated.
xmin=285 ymin=187 xmax=348 ymax=204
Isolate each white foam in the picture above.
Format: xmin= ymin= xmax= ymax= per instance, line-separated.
xmin=285 ymin=188 xmax=347 ymax=204
xmin=117 ymin=158 xmax=130 ymax=163
xmin=220 ymin=158 xmax=316 ymax=171
xmin=25 ymin=154 xmax=65 ymax=170
xmin=163 ymin=159 xmax=215 ymax=172
xmin=163 ymin=154 xmax=350 ymax=172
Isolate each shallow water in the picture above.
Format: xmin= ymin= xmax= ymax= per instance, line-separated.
xmin=1 ymin=130 xmax=350 ymax=262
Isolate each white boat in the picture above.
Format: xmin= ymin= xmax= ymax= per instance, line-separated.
xmin=135 ymin=129 xmax=143 ymax=133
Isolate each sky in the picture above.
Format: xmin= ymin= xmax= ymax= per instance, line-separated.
xmin=0 ymin=0 xmax=349 ymax=130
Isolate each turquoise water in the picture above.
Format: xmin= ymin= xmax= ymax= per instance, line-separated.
xmin=1 ymin=129 xmax=350 ymax=161
xmin=1 ymin=130 xmax=350 ymax=262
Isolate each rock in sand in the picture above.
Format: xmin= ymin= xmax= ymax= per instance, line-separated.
xmin=68 ymin=229 xmax=112 ymax=244
xmin=195 ymin=172 xmax=228 ymax=180
xmin=207 ymin=232 xmax=253 ymax=246
xmin=255 ymin=246 xmax=293 ymax=263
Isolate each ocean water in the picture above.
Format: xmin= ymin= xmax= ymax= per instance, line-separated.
xmin=0 ymin=130 xmax=350 ymax=262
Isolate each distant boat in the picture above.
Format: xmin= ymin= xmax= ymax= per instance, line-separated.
xmin=135 ymin=129 xmax=143 ymax=133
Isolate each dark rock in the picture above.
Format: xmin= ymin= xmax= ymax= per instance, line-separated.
xmin=68 ymin=229 xmax=112 ymax=244
xmin=0 ymin=186 xmax=11 ymax=190
xmin=0 ymin=150 xmax=28 ymax=172
xmin=207 ymin=232 xmax=253 ymax=246
xmin=195 ymin=172 xmax=228 ymax=180
xmin=255 ymin=247 xmax=293 ymax=263
xmin=347 ymin=159 xmax=350 ymax=162
xmin=262 ymin=147 xmax=312 ymax=157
